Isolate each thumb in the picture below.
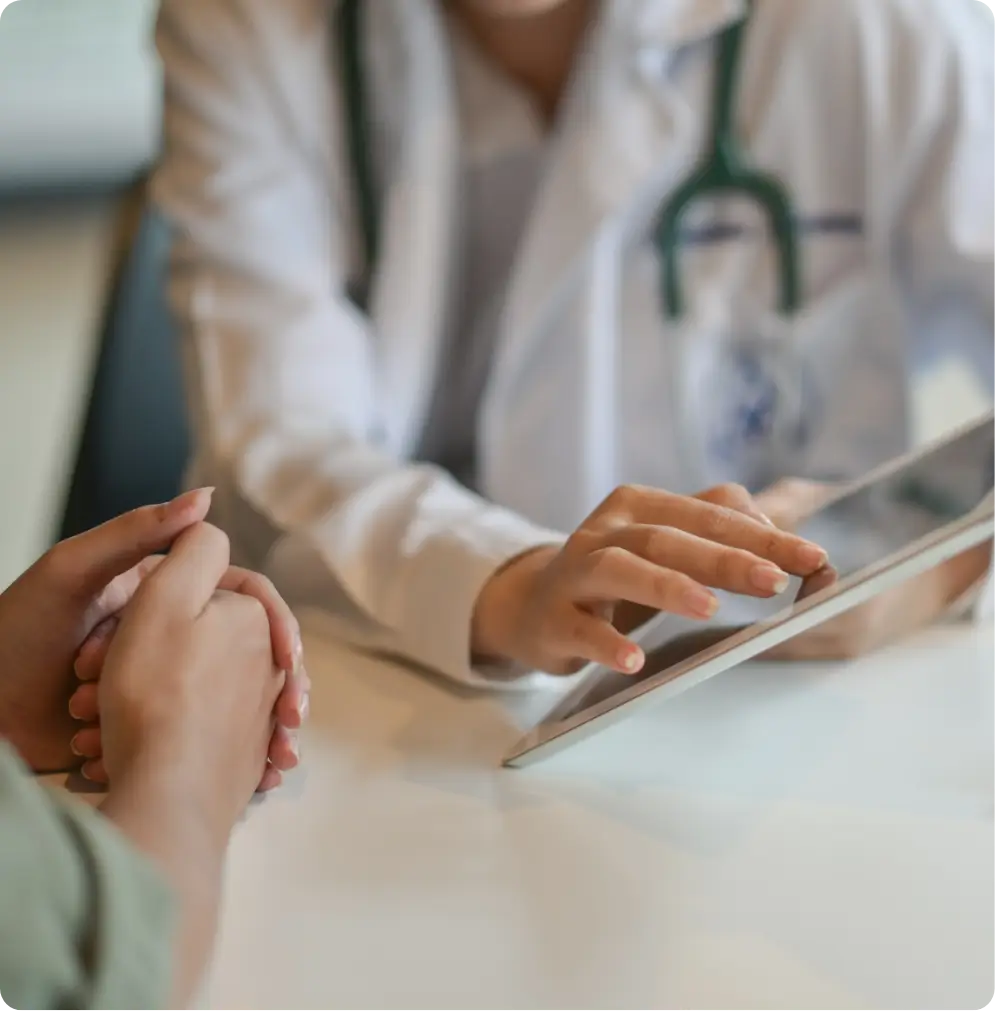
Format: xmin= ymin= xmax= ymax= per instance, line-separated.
xmin=53 ymin=488 xmax=214 ymax=598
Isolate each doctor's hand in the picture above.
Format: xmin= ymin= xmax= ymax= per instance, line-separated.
xmin=754 ymin=479 xmax=993 ymax=661
xmin=67 ymin=557 xmax=307 ymax=791
xmin=472 ymin=483 xmax=829 ymax=676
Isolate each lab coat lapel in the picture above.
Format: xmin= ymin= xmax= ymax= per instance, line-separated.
xmin=369 ymin=0 xmax=459 ymax=459
xmin=481 ymin=0 xmax=744 ymax=522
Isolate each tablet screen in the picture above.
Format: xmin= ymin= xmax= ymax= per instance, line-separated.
xmin=548 ymin=418 xmax=994 ymax=724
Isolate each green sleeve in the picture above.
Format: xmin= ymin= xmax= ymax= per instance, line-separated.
xmin=0 ymin=744 xmax=173 ymax=1010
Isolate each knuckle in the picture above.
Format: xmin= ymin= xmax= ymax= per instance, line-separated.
xmin=603 ymin=483 xmax=647 ymax=516
xmin=202 ymin=522 xmax=231 ymax=556
xmin=707 ymin=482 xmax=729 ymax=502
xmin=565 ymin=527 xmax=597 ymax=557
xmin=714 ymin=549 xmax=745 ymax=586
xmin=700 ymin=482 xmax=746 ymax=507
xmin=567 ymin=614 xmax=591 ymax=645
xmin=604 ymin=485 xmax=634 ymax=511
xmin=588 ymin=545 xmax=626 ymax=576
xmin=700 ymin=505 xmax=735 ymax=540
xmin=239 ymin=591 xmax=269 ymax=625
xmin=138 ymin=501 xmax=170 ymax=527
xmin=761 ymin=528 xmax=786 ymax=558
xmin=650 ymin=569 xmax=677 ymax=602
xmin=644 ymin=528 xmax=671 ymax=561
xmin=137 ymin=554 xmax=164 ymax=578
xmin=242 ymin=570 xmax=276 ymax=601
xmin=39 ymin=539 xmax=76 ymax=583
xmin=228 ymin=596 xmax=271 ymax=652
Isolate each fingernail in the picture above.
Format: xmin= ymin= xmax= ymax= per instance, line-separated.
xmin=70 ymin=734 xmax=83 ymax=757
xmin=166 ymin=487 xmax=214 ymax=518
xmin=289 ymin=735 xmax=300 ymax=762
xmin=293 ymin=634 xmax=304 ymax=670
xmin=68 ymin=696 xmax=84 ymax=720
xmin=750 ymin=563 xmax=790 ymax=594
xmin=798 ymin=543 xmax=829 ymax=569
xmin=298 ymin=692 xmax=309 ymax=722
xmin=685 ymin=588 xmax=719 ymax=619
xmin=618 ymin=647 xmax=645 ymax=675
xmin=80 ymin=764 xmax=95 ymax=782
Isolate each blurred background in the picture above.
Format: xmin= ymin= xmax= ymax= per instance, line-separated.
xmin=0 ymin=0 xmax=990 ymax=590
xmin=0 ymin=0 xmax=185 ymax=589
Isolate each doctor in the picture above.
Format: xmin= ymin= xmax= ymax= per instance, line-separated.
xmin=154 ymin=0 xmax=993 ymax=683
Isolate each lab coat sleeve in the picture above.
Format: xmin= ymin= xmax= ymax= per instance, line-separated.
xmin=875 ymin=0 xmax=995 ymax=620
xmin=152 ymin=0 xmax=562 ymax=686
xmin=0 ymin=744 xmax=173 ymax=1010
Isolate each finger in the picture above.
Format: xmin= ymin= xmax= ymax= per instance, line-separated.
xmin=606 ymin=526 xmax=794 ymax=598
xmin=274 ymin=664 xmax=308 ymax=730
xmin=796 ymin=565 xmax=840 ymax=601
xmin=74 ymin=618 xmax=118 ymax=682
xmin=633 ymin=491 xmax=828 ymax=575
xmin=50 ymin=489 xmax=214 ymax=600
xmin=576 ymin=544 xmax=722 ymax=618
xmin=696 ymin=483 xmax=775 ymax=526
xmin=87 ymin=555 xmax=166 ymax=629
xmin=268 ymin=725 xmax=300 ymax=772
xmin=217 ymin=567 xmax=300 ymax=674
xmin=68 ymin=683 xmax=100 ymax=723
xmin=138 ymin=522 xmax=232 ymax=617
xmin=552 ymin=608 xmax=645 ymax=675
xmin=257 ymin=765 xmax=283 ymax=793
xmin=70 ymin=726 xmax=102 ymax=760
xmin=80 ymin=758 xmax=108 ymax=784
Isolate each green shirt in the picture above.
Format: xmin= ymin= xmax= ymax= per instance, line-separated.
xmin=0 ymin=743 xmax=173 ymax=1010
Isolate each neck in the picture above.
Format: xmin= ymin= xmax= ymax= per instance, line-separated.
xmin=451 ymin=0 xmax=596 ymax=122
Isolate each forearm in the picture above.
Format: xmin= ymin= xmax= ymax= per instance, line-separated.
xmin=101 ymin=764 xmax=228 ymax=1009
xmin=260 ymin=460 xmax=564 ymax=684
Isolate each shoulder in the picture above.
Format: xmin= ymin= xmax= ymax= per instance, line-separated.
xmin=755 ymin=0 xmax=993 ymax=81
xmin=156 ymin=0 xmax=335 ymax=130
xmin=748 ymin=0 xmax=992 ymax=152
xmin=156 ymin=0 xmax=334 ymax=52
xmin=155 ymin=0 xmax=339 ymax=165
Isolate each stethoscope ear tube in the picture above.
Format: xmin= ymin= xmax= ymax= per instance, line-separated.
xmin=654 ymin=4 xmax=801 ymax=321
xmin=335 ymin=0 xmax=379 ymax=312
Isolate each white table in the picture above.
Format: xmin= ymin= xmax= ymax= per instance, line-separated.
xmin=201 ymin=616 xmax=994 ymax=1010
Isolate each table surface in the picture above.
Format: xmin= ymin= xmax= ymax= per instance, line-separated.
xmin=199 ymin=615 xmax=994 ymax=1010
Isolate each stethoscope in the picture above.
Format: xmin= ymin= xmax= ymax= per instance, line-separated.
xmin=334 ymin=0 xmax=808 ymax=480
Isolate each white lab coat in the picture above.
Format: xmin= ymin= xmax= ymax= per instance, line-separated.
xmin=153 ymin=0 xmax=994 ymax=685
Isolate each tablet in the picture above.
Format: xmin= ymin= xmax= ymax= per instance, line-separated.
xmin=503 ymin=412 xmax=995 ymax=768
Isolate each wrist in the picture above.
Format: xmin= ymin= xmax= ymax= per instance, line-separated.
xmin=102 ymin=755 xmax=232 ymax=863
xmin=472 ymin=546 xmax=556 ymax=665
xmin=101 ymin=756 xmax=229 ymax=1008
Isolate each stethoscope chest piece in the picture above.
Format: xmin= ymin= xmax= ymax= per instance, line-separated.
xmin=679 ymin=311 xmax=817 ymax=487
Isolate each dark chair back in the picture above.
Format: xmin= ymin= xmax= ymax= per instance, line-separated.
xmin=61 ymin=208 xmax=189 ymax=536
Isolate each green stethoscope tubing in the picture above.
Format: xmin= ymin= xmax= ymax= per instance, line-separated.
xmin=336 ymin=0 xmax=379 ymax=311
xmin=334 ymin=0 xmax=801 ymax=320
